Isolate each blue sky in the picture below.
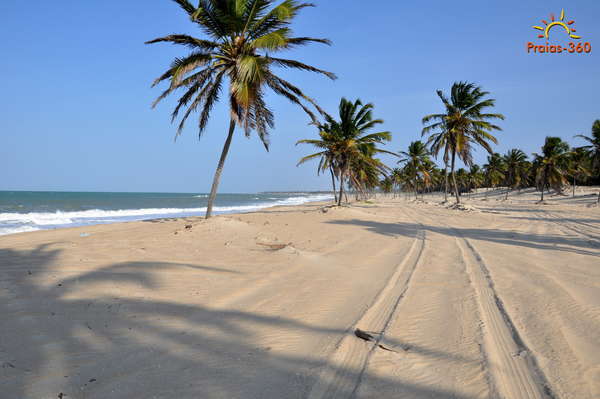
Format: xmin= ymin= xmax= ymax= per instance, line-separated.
xmin=1 ymin=0 xmax=598 ymax=193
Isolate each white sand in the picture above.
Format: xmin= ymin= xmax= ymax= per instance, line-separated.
xmin=1 ymin=187 xmax=599 ymax=398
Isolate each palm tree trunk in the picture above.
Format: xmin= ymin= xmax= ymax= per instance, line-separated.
xmin=443 ymin=162 xmax=449 ymax=202
xmin=206 ymin=119 xmax=236 ymax=219
xmin=572 ymin=176 xmax=576 ymax=197
xmin=450 ymin=150 xmax=460 ymax=204
xmin=540 ymin=172 xmax=546 ymax=202
xmin=330 ymin=167 xmax=338 ymax=203
xmin=337 ymin=170 xmax=344 ymax=206
xmin=414 ymin=180 xmax=418 ymax=200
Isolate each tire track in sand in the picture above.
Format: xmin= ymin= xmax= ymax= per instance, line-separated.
xmin=402 ymin=204 xmax=557 ymax=398
xmin=307 ymin=226 xmax=426 ymax=399
xmin=533 ymin=210 xmax=599 ymax=245
xmin=455 ymin=235 xmax=556 ymax=399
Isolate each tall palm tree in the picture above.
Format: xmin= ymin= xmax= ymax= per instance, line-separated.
xmin=568 ymin=147 xmax=591 ymax=197
xmin=379 ymin=177 xmax=394 ymax=195
xmin=298 ymin=98 xmax=393 ymax=206
xmin=483 ymin=153 xmax=505 ymax=199
xmin=423 ymin=122 xmax=451 ymax=202
xmin=295 ymin=129 xmax=340 ymax=203
xmin=467 ymin=164 xmax=484 ymax=198
xmin=348 ymin=147 xmax=389 ymax=200
xmin=574 ymin=119 xmax=600 ymax=203
xmin=398 ymin=141 xmax=432 ymax=199
xmin=519 ymin=160 xmax=534 ymax=190
xmin=147 ymin=0 xmax=335 ymax=218
xmin=422 ymin=82 xmax=504 ymax=204
xmin=390 ymin=168 xmax=404 ymax=198
xmin=455 ymin=168 xmax=469 ymax=195
xmin=503 ymin=149 xmax=528 ymax=199
xmin=533 ymin=137 xmax=570 ymax=201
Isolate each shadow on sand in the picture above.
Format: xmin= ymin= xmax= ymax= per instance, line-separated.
xmin=326 ymin=218 xmax=599 ymax=257
xmin=0 ymin=244 xmax=479 ymax=399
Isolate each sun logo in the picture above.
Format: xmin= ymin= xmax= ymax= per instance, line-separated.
xmin=533 ymin=9 xmax=581 ymax=40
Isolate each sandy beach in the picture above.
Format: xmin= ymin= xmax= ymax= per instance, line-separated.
xmin=1 ymin=188 xmax=599 ymax=399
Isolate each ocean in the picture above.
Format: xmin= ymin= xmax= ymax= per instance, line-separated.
xmin=0 ymin=191 xmax=333 ymax=236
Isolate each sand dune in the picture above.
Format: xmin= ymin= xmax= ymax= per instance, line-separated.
xmin=1 ymin=188 xmax=599 ymax=398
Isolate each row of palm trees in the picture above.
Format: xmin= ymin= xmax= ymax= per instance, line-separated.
xmin=381 ymin=126 xmax=600 ymax=203
xmin=297 ymin=81 xmax=507 ymax=205
xmin=147 ymin=1 xmax=600 ymax=215
xmin=297 ymin=100 xmax=599 ymax=204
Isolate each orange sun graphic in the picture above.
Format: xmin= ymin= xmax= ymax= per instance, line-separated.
xmin=533 ymin=9 xmax=581 ymax=40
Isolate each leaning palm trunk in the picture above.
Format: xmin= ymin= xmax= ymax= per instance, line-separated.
xmin=450 ymin=150 xmax=460 ymax=204
xmin=337 ymin=170 xmax=345 ymax=206
xmin=330 ymin=167 xmax=338 ymax=203
xmin=540 ymin=172 xmax=546 ymax=202
xmin=206 ymin=120 xmax=236 ymax=219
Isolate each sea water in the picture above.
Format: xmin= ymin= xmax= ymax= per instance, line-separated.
xmin=0 ymin=191 xmax=333 ymax=235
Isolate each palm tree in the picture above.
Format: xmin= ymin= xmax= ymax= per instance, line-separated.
xmin=574 ymin=119 xmax=600 ymax=203
xmin=422 ymin=82 xmax=504 ymax=204
xmin=455 ymin=168 xmax=469 ymax=195
xmin=147 ymin=0 xmax=335 ymax=218
xmin=503 ymin=149 xmax=528 ymax=199
xmin=295 ymin=129 xmax=340 ymax=203
xmin=467 ymin=164 xmax=484 ymax=198
xmin=298 ymin=98 xmax=393 ymax=206
xmin=533 ymin=137 xmax=570 ymax=201
xmin=398 ymin=141 xmax=432 ymax=199
xmin=568 ymin=147 xmax=591 ymax=197
xmin=483 ymin=153 xmax=505 ymax=199
xmin=379 ymin=177 xmax=394 ymax=195
xmin=424 ymin=122 xmax=451 ymax=202
xmin=519 ymin=160 xmax=534 ymax=190
xmin=390 ymin=168 xmax=404 ymax=198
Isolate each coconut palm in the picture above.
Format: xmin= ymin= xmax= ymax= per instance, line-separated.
xmin=422 ymin=82 xmax=504 ymax=204
xmin=467 ymin=164 xmax=484 ymax=198
xmin=390 ymin=168 xmax=405 ymax=198
xmin=455 ymin=168 xmax=469 ymax=195
xmin=483 ymin=153 xmax=505 ymax=199
xmin=147 ymin=0 xmax=335 ymax=218
xmin=533 ymin=137 xmax=570 ymax=201
xmin=519 ymin=160 xmax=534 ymax=189
xmin=503 ymin=149 xmax=528 ymax=199
xmin=575 ymin=120 xmax=600 ymax=172
xmin=345 ymin=143 xmax=389 ymax=200
xmin=574 ymin=119 xmax=600 ymax=203
xmin=379 ymin=177 xmax=394 ymax=195
xmin=398 ymin=141 xmax=432 ymax=199
xmin=568 ymin=147 xmax=591 ymax=197
xmin=423 ymin=122 xmax=451 ymax=202
xmin=295 ymin=129 xmax=341 ymax=203
xmin=298 ymin=98 xmax=393 ymax=206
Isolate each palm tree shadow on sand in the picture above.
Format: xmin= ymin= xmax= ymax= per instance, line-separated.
xmin=0 ymin=244 xmax=481 ymax=398
xmin=326 ymin=219 xmax=599 ymax=257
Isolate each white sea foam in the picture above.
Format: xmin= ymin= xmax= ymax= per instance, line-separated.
xmin=0 ymin=225 xmax=39 ymax=235
xmin=0 ymin=193 xmax=333 ymax=236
